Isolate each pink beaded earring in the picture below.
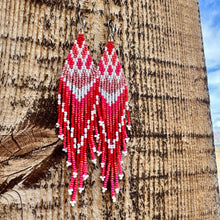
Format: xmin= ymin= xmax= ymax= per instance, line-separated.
xmin=97 ymin=20 xmax=131 ymax=202
xmin=56 ymin=12 xmax=100 ymax=206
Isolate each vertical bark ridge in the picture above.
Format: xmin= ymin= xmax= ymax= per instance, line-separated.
xmin=172 ymin=1 xmax=184 ymax=218
xmin=137 ymin=1 xmax=146 ymax=219
xmin=180 ymin=2 xmax=196 ymax=217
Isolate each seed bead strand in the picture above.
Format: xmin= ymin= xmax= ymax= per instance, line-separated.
xmin=114 ymin=149 xmax=119 ymax=193
xmin=70 ymin=177 xmax=78 ymax=206
xmin=66 ymin=70 xmax=72 ymax=164
xmin=57 ymin=66 xmax=65 ymax=129
xmin=58 ymin=69 xmax=67 ymax=139
xmin=62 ymin=73 xmax=68 ymax=152
xmin=125 ymin=85 xmax=131 ymax=130
xmin=111 ymin=163 xmax=116 ymax=202
xmin=78 ymin=73 xmax=85 ymax=193
xmin=83 ymin=84 xmax=88 ymax=181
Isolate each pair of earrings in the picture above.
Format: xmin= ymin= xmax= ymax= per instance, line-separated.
xmin=56 ymin=12 xmax=131 ymax=206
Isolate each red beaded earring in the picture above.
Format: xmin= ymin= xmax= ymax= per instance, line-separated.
xmin=97 ymin=20 xmax=131 ymax=202
xmin=56 ymin=12 xmax=100 ymax=206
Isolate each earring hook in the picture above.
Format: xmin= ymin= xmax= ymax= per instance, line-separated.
xmin=108 ymin=19 xmax=115 ymax=41
xmin=78 ymin=10 xmax=86 ymax=34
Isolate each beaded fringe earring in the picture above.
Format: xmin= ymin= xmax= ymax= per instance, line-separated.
xmin=97 ymin=21 xmax=131 ymax=202
xmin=56 ymin=12 xmax=100 ymax=206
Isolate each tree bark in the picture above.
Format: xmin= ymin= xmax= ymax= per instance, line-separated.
xmin=0 ymin=0 xmax=219 ymax=219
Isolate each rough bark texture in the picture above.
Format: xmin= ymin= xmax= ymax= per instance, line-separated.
xmin=0 ymin=0 xmax=219 ymax=219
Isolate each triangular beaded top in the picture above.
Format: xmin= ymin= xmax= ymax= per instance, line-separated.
xmin=98 ymin=41 xmax=127 ymax=105
xmin=57 ymin=36 xmax=131 ymax=206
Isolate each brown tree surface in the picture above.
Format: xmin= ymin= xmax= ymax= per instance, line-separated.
xmin=0 ymin=0 xmax=219 ymax=219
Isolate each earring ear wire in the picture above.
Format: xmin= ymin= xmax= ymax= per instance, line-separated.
xmin=78 ymin=10 xmax=86 ymax=34
xmin=108 ymin=19 xmax=116 ymax=41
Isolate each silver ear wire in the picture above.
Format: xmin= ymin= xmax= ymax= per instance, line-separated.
xmin=108 ymin=20 xmax=115 ymax=41
xmin=78 ymin=11 xmax=86 ymax=34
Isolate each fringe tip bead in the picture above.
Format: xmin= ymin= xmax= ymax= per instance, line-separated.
xmin=112 ymin=196 xmax=116 ymax=202
xmin=66 ymin=161 xmax=72 ymax=167
xmin=99 ymin=121 xmax=104 ymax=126
xmin=68 ymin=189 xmax=73 ymax=195
xmin=58 ymin=134 xmax=64 ymax=140
xmin=79 ymin=187 xmax=85 ymax=193
xmin=94 ymin=134 xmax=100 ymax=142
xmin=127 ymin=125 xmax=131 ymax=130
xmin=121 ymin=160 xmax=124 ymax=164
xmin=56 ymin=123 xmax=60 ymax=128
xmin=73 ymin=172 xmax=78 ymax=178
xmin=62 ymin=148 xmax=67 ymax=153
xmin=100 ymin=176 xmax=105 ymax=181
xmin=93 ymin=147 xmax=97 ymax=152
xmin=92 ymin=159 xmax=97 ymax=164
xmin=115 ymin=188 xmax=119 ymax=194
xmin=70 ymin=200 xmax=76 ymax=207
xmin=119 ymin=174 xmax=124 ymax=180
xmin=97 ymin=151 xmax=102 ymax=156
xmin=125 ymin=137 xmax=130 ymax=143
xmin=102 ymin=187 xmax=107 ymax=193
xmin=122 ymin=151 xmax=127 ymax=156
xmin=83 ymin=174 xmax=89 ymax=181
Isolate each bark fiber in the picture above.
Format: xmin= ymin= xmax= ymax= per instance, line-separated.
xmin=0 ymin=0 xmax=219 ymax=219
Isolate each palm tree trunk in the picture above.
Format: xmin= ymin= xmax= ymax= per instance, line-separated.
xmin=0 ymin=0 xmax=219 ymax=219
